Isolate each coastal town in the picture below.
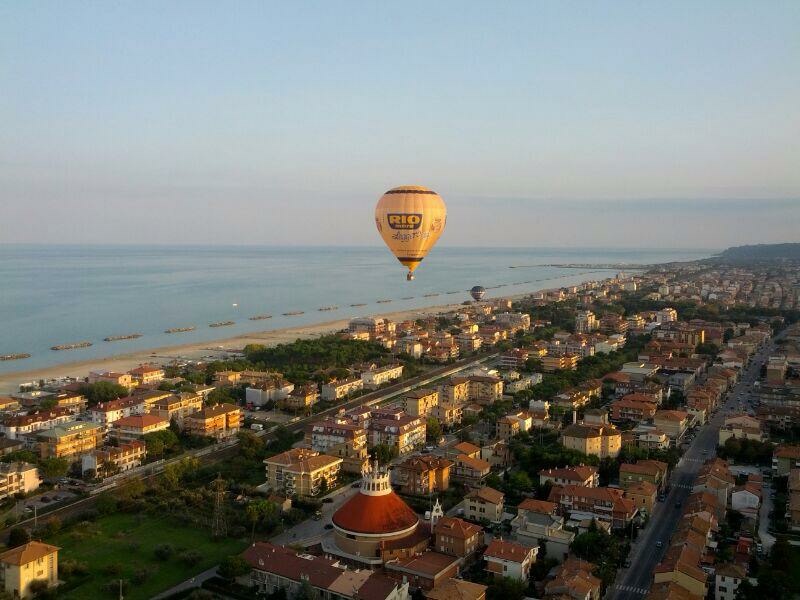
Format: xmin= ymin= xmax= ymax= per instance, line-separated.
xmin=0 ymin=253 xmax=799 ymax=599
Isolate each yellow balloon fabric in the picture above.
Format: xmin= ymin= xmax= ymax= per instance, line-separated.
xmin=374 ymin=185 xmax=447 ymax=277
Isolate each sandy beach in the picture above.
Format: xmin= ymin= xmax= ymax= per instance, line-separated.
xmin=0 ymin=301 xmax=468 ymax=394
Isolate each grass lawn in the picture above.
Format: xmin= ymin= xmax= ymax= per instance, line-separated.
xmin=48 ymin=513 xmax=247 ymax=599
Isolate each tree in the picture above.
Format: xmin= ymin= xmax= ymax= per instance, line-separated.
xmin=247 ymin=499 xmax=278 ymax=542
xmin=295 ymin=579 xmax=319 ymax=600
xmin=486 ymin=577 xmax=527 ymax=600
xmin=426 ymin=418 xmax=442 ymax=443
xmin=372 ymin=444 xmax=398 ymax=465
xmin=78 ymin=381 xmax=128 ymax=406
xmin=38 ymin=458 xmax=69 ymax=479
xmin=7 ymin=527 xmax=29 ymax=547
xmin=218 ymin=555 xmax=251 ymax=580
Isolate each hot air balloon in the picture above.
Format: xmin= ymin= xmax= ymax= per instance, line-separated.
xmin=470 ymin=286 xmax=486 ymax=302
xmin=375 ymin=185 xmax=447 ymax=281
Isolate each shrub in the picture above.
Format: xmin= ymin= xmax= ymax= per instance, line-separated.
xmin=154 ymin=543 xmax=175 ymax=560
xmin=179 ymin=550 xmax=202 ymax=566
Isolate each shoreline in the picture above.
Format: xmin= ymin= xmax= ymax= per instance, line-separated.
xmin=0 ymin=301 xmax=470 ymax=394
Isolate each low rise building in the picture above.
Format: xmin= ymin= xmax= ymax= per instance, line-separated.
xmin=541 ymin=354 xmax=579 ymax=372
xmin=510 ymin=499 xmax=574 ymax=563
xmin=81 ymin=441 xmax=146 ymax=478
xmin=0 ymin=541 xmax=59 ymax=599
xmin=368 ymin=408 xmax=426 ymax=456
xmin=149 ymin=392 xmax=203 ymax=425
xmin=543 ymin=558 xmax=601 ymax=600
xmin=433 ymin=516 xmax=482 ymax=559
xmin=404 ymin=388 xmax=439 ymax=418
xmin=714 ymin=563 xmax=746 ymax=600
xmin=362 ymin=364 xmax=404 ymax=389
xmin=128 ymin=365 xmax=165 ymax=386
xmin=483 ymin=539 xmax=537 ymax=582
xmin=539 ymin=465 xmax=598 ymax=488
xmin=653 ymin=410 xmax=690 ymax=443
xmin=321 ymin=377 xmax=364 ymax=402
xmin=619 ymin=460 xmax=668 ymax=490
xmin=0 ymin=408 xmax=73 ymax=440
xmin=773 ymin=444 xmax=800 ymax=476
xmin=306 ymin=418 xmax=369 ymax=474
xmin=548 ymin=484 xmax=637 ymax=529
xmin=561 ymin=423 xmax=622 ymax=458
xmin=464 ymin=486 xmax=504 ymax=523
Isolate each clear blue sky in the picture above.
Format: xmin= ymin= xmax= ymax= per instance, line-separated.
xmin=1 ymin=1 xmax=798 ymax=248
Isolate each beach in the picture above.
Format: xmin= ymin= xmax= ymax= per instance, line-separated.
xmin=0 ymin=301 xmax=466 ymax=394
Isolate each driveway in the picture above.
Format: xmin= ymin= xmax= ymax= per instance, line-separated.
xmin=271 ymin=485 xmax=359 ymax=546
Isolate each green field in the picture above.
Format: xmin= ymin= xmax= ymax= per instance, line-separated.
xmin=48 ymin=513 xmax=247 ymax=599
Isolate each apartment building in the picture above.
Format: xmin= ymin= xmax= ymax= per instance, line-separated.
xmin=148 ymin=392 xmax=203 ymax=425
xmin=88 ymin=396 xmax=146 ymax=430
xmin=305 ymin=418 xmax=369 ymax=474
xmin=0 ymin=408 xmax=73 ymax=440
xmin=610 ymin=396 xmax=658 ymax=422
xmin=128 ymin=365 xmax=165 ymax=386
xmin=245 ymin=379 xmax=295 ymax=407
xmin=653 ymin=410 xmax=690 ymax=442
xmin=404 ymin=388 xmax=439 ymax=417
xmin=392 ymin=455 xmax=452 ymax=496
xmin=263 ymin=448 xmax=342 ymax=497
xmin=184 ymin=403 xmax=242 ymax=440
xmin=362 ymin=364 xmax=404 ymax=389
xmin=0 ymin=463 xmax=39 ymax=501
xmin=496 ymin=411 xmax=532 ymax=440
xmin=281 ymin=385 xmax=319 ymax=412
xmin=81 ymin=441 xmax=146 ymax=478
xmin=368 ymin=408 xmax=426 ymax=456
xmin=548 ymin=485 xmax=637 ymax=529
xmin=541 ymin=354 xmax=579 ymax=373
xmin=575 ymin=310 xmax=599 ymax=334
xmin=37 ymin=421 xmax=104 ymax=460
xmin=321 ymin=377 xmax=364 ymax=402
xmin=112 ymin=414 xmax=170 ymax=442
xmin=538 ymin=465 xmax=599 ymax=488
xmin=619 ymin=460 xmax=668 ymax=490
xmin=560 ymin=423 xmax=622 ymax=458
xmin=88 ymin=371 xmax=133 ymax=388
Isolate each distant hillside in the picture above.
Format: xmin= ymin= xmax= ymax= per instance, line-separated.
xmin=718 ymin=243 xmax=800 ymax=260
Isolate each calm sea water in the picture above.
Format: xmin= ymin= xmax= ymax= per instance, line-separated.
xmin=0 ymin=245 xmax=713 ymax=373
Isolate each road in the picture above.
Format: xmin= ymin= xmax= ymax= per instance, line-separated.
xmin=609 ymin=336 xmax=777 ymax=599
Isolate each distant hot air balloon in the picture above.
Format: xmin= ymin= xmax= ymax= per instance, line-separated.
xmin=470 ymin=286 xmax=486 ymax=302
xmin=375 ymin=185 xmax=447 ymax=280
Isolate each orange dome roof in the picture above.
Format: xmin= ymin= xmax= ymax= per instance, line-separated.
xmin=332 ymin=490 xmax=419 ymax=535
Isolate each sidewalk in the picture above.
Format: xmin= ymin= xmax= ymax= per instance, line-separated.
xmin=150 ymin=565 xmax=218 ymax=600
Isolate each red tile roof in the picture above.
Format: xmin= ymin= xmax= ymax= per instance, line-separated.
xmin=333 ymin=490 xmax=419 ymax=535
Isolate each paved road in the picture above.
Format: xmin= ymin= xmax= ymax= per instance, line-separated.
xmin=609 ymin=337 xmax=777 ymax=599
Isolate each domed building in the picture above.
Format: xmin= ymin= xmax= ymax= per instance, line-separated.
xmin=325 ymin=461 xmax=430 ymax=567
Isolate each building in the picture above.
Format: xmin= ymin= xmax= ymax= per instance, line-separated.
xmin=496 ymin=411 xmax=533 ymax=440
xmin=424 ymin=578 xmax=486 ymax=600
xmin=575 ymin=310 xmax=599 ymax=334
xmin=245 ymin=379 xmax=295 ymax=407
xmin=652 ymin=545 xmax=708 ymax=598
xmin=184 ymin=403 xmax=242 ymax=440
xmin=464 ymin=486 xmax=504 ymax=523
xmin=243 ymin=542 xmax=409 ymax=600
xmin=88 ymin=396 xmax=146 ymax=430
xmin=263 ymin=448 xmax=342 ymax=498
xmin=385 ymin=552 xmax=460 ymax=591
xmin=305 ymin=418 xmax=369 ymax=474
xmin=362 ymin=364 xmax=404 ymax=389
xmin=282 ymin=385 xmax=319 ymax=412
xmin=542 ymin=354 xmax=579 ymax=372
xmin=404 ymin=388 xmax=439 ymax=418
xmin=548 ymin=485 xmax=637 ymax=529
xmin=714 ymin=563 xmax=746 ymax=600
xmin=81 ymin=441 xmax=146 ymax=478
xmin=112 ymin=414 xmax=170 ymax=442
xmin=433 ymin=516 xmax=482 ymax=559
xmin=482 ymin=539 xmax=537 ymax=581
xmin=88 ymin=371 xmax=133 ymax=388
xmin=321 ymin=377 xmax=364 ymax=402
xmin=773 ymin=445 xmax=800 ymax=476
xmin=718 ymin=415 xmax=765 ymax=446
xmin=451 ymin=454 xmax=491 ymax=485
xmin=37 ymin=421 xmax=104 ymax=460
xmin=349 ymin=317 xmax=391 ymax=336
xmin=368 ymin=408 xmax=426 ymax=456
xmin=653 ymin=410 xmax=690 ymax=443
xmin=466 ymin=376 xmax=504 ymax=405
xmin=539 ymin=465 xmax=599 ymax=488
xmin=610 ymin=396 xmax=658 ymax=422
xmin=0 ymin=463 xmax=39 ymax=500
xmin=392 ymin=455 xmax=452 ymax=496
xmin=625 ymin=481 xmax=658 ymax=513
xmin=148 ymin=392 xmax=203 ymax=425
xmin=327 ymin=462 xmax=428 ymax=567
xmin=510 ymin=499 xmax=574 ymax=563
xmin=0 ymin=408 xmax=74 ymax=440
xmin=0 ymin=541 xmax=59 ymax=599
xmin=128 ymin=364 xmax=165 ymax=386
xmin=619 ymin=460 xmax=668 ymax=490
xmin=560 ymin=423 xmax=622 ymax=458
xmin=543 ymin=558 xmax=602 ymax=600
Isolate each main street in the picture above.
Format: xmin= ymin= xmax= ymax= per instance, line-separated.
xmin=609 ymin=335 xmax=777 ymax=599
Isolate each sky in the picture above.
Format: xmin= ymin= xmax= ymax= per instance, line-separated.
xmin=1 ymin=2 xmax=799 ymax=249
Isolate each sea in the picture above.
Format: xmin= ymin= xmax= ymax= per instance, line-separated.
xmin=0 ymin=245 xmax=714 ymax=374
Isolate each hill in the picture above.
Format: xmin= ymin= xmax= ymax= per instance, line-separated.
xmin=718 ymin=243 xmax=800 ymax=261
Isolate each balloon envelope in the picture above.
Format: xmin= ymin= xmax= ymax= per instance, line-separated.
xmin=375 ymin=186 xmax=446 ymax=279
xmin=470 ymin=286 xmax=486 ymax=301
